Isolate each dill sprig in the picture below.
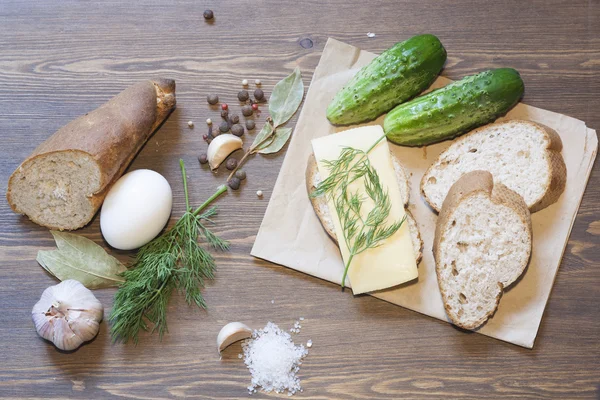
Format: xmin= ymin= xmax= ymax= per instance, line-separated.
xmin=311 ymin=134 xmax=405 ymax=289
xmin=109 ymin=160 xmax=229 ymax=344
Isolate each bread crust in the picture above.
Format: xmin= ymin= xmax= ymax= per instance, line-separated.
xmin=420 ymin=119 xmax=567 ymax=213
xmin=7 ymin=79 xmax=176 ymax=230
xmin=433 ymin=170 xmax=532 ymax=330
xmin=306 ymin=153 xmax=423 ymax=264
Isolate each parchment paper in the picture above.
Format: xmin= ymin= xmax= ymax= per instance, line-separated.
xmin=251 ymin=38 xmax=598 ymax=348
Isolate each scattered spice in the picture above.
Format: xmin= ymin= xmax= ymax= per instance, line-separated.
xmin=257 ymin=190 xmax=263 ymax=197
xmin=231 ymin=124 xmax=244 ymax=137
xmin=242 ymin=105 xmax=253 ymax=117
xmin=188 ymin=121 xmax=194 ymax=128
xmin=242 ymin=322 xmax=308 ymax=395
xmin=254 ymin=89 xmax=265 ymax=101
xmin=206 ymin=118 xmax=212 ymax=125
xmin=246 ymin=120 xmax=256 ymax=130
xmin=242 ymin=79 xmax=249 ymax=86
xmin=208 ymin=125 xmax=215 ymax=138
xmin=235 ymin=169 xmax=246 ymax=181
xmin=252 ymin=103 xmax=259 ymax=111
xmin=226 ymin=158 xmax=238 ymax=170
xmin=228 ymin=177 xmax=241 ymax=190
xmin=230 ymin=114 xmax=240 ymax=124
xmin=199 ymin=153 xmax=208 ymax=164
xmin=238 ymin=90 xmax=249 ymax=102
xmin=221 ymin=103 xmax=228 ymax=111
xmin=219 ymin=121 xmax=230 ymax=133
xmin=221 ymin=109 xmax=229 ymax=119
xmin=255 ymin=79 xmax=262 ymax=86
xmin=207 ymin=94 xmax=219 ymax=105
xmin=203 ymin=9 xmax=214 ymax=20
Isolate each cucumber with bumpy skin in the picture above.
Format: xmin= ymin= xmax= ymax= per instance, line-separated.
xmin=384 ymin=68 xmax=524 ymax=146
xmin=326 ymin=34 xmax=447 ymax=126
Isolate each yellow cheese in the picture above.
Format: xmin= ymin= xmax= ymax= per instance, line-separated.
xmin=311 ymin=125 xmax=417 ymax=294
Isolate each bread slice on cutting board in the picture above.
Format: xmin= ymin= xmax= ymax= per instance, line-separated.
xmin=306 ymin=153 xmax=423 ymax=264
xmin=6 ymin=79 xmax=176 ymax=230
xmin=433 ymin=170 xmax=532 ymax=330
xmin=421 ymin=120 xmax=566 ymax=213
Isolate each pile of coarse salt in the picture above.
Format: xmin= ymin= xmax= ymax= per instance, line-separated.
xmin=242 ymin=322 xmax=309 ymax=395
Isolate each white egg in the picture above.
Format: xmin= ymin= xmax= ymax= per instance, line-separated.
xmin=100 ymin=169 xmax=172 ymax=250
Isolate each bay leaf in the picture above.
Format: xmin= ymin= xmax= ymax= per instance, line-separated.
xmin=257 ymin=127 xmax=293 ymax=154
xmin=36 ymin=231 xmax=126 ymax=289
xmin=268 ymin=67 xmax=304 ymax=127
xmin=250 ymin=122 xmax=274 ymax=151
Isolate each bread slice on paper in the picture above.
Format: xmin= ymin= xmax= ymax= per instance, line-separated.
xmin=421 ymin=120 xmax=566 ymax=213
xmin=6 ymin=79 xmax=176 ymax=230
xmin=433 ymin=170 xmax=532 ymax=330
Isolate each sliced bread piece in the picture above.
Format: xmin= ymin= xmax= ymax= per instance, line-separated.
xmin=7 ymin=79 xmax=176 ymax=230
xmin=306 ymin=153 xmax=423 ymax=264
xmin=433 ymin=170 xmax=532 ymax=330
xmin=421 ymin=120 xmax=566 ymax=213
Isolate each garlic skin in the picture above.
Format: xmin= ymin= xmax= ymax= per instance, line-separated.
xmin=32 ymin=280 xmax=103 ymax=351
xmin=207 ymin=134 xmax=243 ymax=170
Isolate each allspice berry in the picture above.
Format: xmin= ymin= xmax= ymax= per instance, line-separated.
xmin=207 ymin=94 xmax=219 ymax=105
xmin=254 ymin=89 xmax=265 ymax=101
xmin=231 ymin=124 xmax=244 ymax=137
xmin=198 ymin=153 xmax=208 ymax=164
xmin=226 ymin=158 xmax=238 ymax=170
xmin=230 ymin=114 xmax=240 ymax=124
xmin=235 ymin=169 xmax=247 ymax=181
xmin=237 ymin=90 xmax=249 ymax=102
xmin=228 ymin=177 xmax=241 ymax=190
xmin=221 ymin=109 xmax=229 ymax=119
xmin=241 ymin=105 xmax=253 ymax=117
xmin=203 ymin=9 xmax=214 ymax=20
xmin=219 ymin=121 xmax=230 ymax=133
xmin=245 ymin=120 xmax=256 ymax=130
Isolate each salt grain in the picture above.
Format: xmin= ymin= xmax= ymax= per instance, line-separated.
xmin=306 ymin=340 xmax=312 ymax=348
xmin=243 ymin=322 xmax=308 ymax=396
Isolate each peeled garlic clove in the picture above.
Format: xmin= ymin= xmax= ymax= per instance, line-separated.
xmin=32 ymin=280 xmax=104 ymax=351
xmin=217 ymin=322 xmax=252 ymax=353
xmin=207 ymin=134 xmax=243 ymax=170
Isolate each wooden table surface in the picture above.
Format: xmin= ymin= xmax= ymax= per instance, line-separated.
xmin=1 ymin=1 xmax=598 ymax=398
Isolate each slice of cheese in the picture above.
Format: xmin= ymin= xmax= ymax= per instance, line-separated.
xmin=311 ymin=125 xmax=417 ymax=294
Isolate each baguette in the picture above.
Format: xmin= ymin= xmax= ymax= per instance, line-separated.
xmin=7 ymin=79 xmax=176 ymax=230
xmin=433 ymin=171 xmax=532 ymax=330
xmin=306 ymin=153 xmax=423 ymax=264
xmin=421 ymin=120 xmax=566 ymax=213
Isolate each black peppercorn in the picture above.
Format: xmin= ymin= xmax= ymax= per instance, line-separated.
xmin=228 ymin=177 xmax=241 ymax=190
xmin=241 ymin=105 xmax=253 ymax=117
xmin=198 ymin=153 xmax=208 ymax=164
xmin=203 ymin=9 xmax=214 ymax=20
xmin=226 ymin=158 xmax=238 ymax=170
xmin=221 ymin=109 xmax=229 ymax=119
xmin=219 ymin=121 xmax=230 ymax=133
xmin=254 ymin=89 xmax=265 ymax=101
xmin=231 ymin=124 xmax=244 ymax=137
xmin=245 ymin=120 xmax=255 ymax=130
xmin=207 ymin=94 xmax=219 ymax=105
xmin=235 ymin=169 xmax=247 ymax=181
xmin=230 ymin=114 xmax=240 ymax=124
xmin=237 ymin=90 xmax=249 ymax=102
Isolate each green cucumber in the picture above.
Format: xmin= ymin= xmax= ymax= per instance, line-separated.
xmin=326 ymin=34 xmax=447 ymax=126
xmin=383 ymin=68 xmax=524 ymax=146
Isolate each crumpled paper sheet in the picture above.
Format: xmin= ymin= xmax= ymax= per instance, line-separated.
xmin=251 ymin=38 xmax=598 ymax=348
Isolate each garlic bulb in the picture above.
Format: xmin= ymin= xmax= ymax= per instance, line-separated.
xmin=32 ymin=280 xmax=104 ymax=351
